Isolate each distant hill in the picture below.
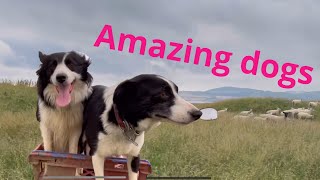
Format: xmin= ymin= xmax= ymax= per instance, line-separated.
xmin=180 ymin=86 xmax=320 ymax=103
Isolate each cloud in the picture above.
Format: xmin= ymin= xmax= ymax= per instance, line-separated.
xmin=0 ymin=40 xmax=14 ymax=58
xmin=0 ymin=64 xmax=36 ymax=81
xmin=194 ymin=23 xmax=248 ymax=47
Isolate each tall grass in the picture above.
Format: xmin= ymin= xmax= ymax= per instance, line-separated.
xmin=0 ymin=111 xmax=40 ymax=180
xmin=0 ymin=79 xmax=35 ymax=87
xmin=142 ymin=115 xmax=320 ymax=179
xmin=0 ymin=83 xmax=39 ymax=179
xmin=1 ymin=83 xmax=320 ymax=179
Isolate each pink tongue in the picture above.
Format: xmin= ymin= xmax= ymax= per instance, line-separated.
xmin=56 ymin=84 xmax=71 ymax=107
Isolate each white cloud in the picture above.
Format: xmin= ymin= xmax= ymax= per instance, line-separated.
xmin=0 ymin=40 xmax=14 ymax=58
xmin=0 ymin=63 xmax=36 ymax=81
xmin=91 ymin=72 xmax=128 ymax=87
xmin=194 ymin=23 xmax=244 ymax=46
xmin=149 ymin=61 xmax=167 ymax=69
xmin=0 ymin=28 xmax=38 ymax=42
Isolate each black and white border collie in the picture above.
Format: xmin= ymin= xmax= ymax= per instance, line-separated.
xmin=36 ymin=51 xmax=92 ymax=155
xmin=83 ymin=74 xmax=202 ymax=180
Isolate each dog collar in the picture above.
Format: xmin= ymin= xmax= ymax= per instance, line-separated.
xmin=113 ymin=104 xmax=126 ymax=130
xmin=113 ymin=104 xmax=140 ymax=146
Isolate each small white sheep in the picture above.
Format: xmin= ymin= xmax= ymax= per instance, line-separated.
xmin=259 ymin=113 xmax=288 ymax=120
xmin=297 ymin=112 xmax=314 ymax=120
xmin=239 ymin=109 xmax=253 ymax=116
xmin=253 ymin=116 xmax=268 ymax=121
xmin=218 ymin=108 xmax=228 ymax=113
xmin=233 ymin=115 xmax=252 ymax=120
xmin=297 ymin=108 xmax=313 ymax=114
xmin=292 ymin=99 xmax=302 ymax=106
xmin=266 ymin=108 xmax=281 ymax=115
xmin=309 ymin=102 xmax=319 ymax=108
xmin=283 ymin=108 xmax=304 ymax=119
xmin=267 ymin=114 xmax=287 ymax=121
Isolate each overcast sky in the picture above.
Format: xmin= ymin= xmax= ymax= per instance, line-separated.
xmin=0 ymin=0 xmax=319 ymax=91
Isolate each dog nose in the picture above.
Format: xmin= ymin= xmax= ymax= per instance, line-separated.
xmin=56 ymin=74 xmax=67 ymax=83
xmin=189 ymin=110 xmax=202 ymax=120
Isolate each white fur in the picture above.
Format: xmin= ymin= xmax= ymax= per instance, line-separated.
xmin=39 ymin=100 xmax=83 ymax=153
xmin=137 ymin=118 xmax=161 ymax=132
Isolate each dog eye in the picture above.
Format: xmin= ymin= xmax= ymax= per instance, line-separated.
xmin=160 ymin=91 xmax=168 ymax=99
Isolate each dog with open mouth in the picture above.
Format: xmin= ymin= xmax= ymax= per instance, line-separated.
xmin=82 ymin=74 xmax=202 ymax=180
xmin=36 ymin=51 xmax=92 ymax=157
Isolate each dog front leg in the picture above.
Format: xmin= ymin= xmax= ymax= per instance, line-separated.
xmin=40 ymin=123 xmax=53 ymax=151
xmin=40 ymin=123 xmax=53 ymax=175
xmin=127 ymin=155 xmax=140 ymax=180
xmin=68 ymin=126 xmax=82 ymax=154
xmin=69 ymin=127 xmax=83 ymax=176
xmin=92 ymin=154 xmax=105 ymax=180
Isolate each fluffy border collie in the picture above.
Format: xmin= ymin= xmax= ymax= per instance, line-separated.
xmin=83 ymin=74 xmax=202 ymax=180
xmin=36 ymin=51 xmax=92 ymax=155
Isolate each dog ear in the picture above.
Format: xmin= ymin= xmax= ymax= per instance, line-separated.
xmin=81 ymin=53 xmax=92 ymax=68
xmin=84 ymin=59 xmax=91 ymax=68
xmin=71 ymin=51 xmax=91 ymax=67
xmin=39 ymin=51 xmax=47 ymax=63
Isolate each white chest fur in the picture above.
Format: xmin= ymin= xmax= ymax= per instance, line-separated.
xmin=96 ymin=125 xmax=145 ymax=157
xmin=40 ymin=103 xmax=83 ymax=130
xmin=39 ymin=100 xmax=84 ymax=152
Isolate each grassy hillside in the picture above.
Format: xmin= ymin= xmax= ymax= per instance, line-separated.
xmin=1 ymin=83 xmax=320 ymax=179
xmin=197 ymin=98 xmax=306 ymax=113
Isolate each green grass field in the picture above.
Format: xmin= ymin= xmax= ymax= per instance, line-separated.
xmin=1 ymin=83 xmax=320 ymax=179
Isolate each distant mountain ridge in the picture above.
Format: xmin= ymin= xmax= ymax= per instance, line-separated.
xmin=180 ymin=86 xmax=320 ymax=103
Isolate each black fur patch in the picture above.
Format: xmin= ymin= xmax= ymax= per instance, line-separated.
xmin=83 ymin=85 xmax=107 ymax=155
xmin=36 ymin=102 xmax=40 ymax=122
xmin=131 ymin=156 xmax=140 ymax=173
